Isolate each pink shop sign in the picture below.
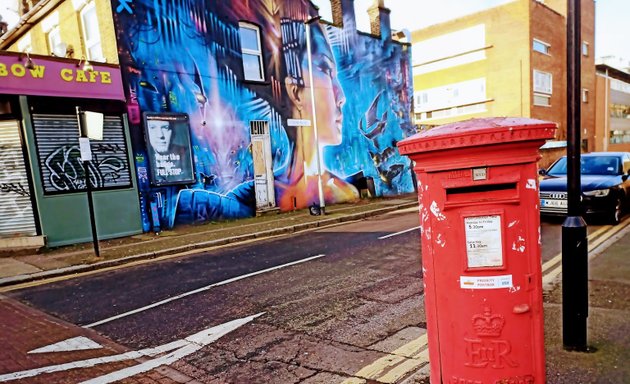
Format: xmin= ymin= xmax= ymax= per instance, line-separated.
xmin=0 ymin=53 xmax=124 ymax=100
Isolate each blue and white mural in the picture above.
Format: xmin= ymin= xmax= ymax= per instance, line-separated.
xmin=112 ymin=0 xmax=414 ymax=230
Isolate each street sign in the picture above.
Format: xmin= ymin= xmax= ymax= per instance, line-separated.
xmin=287 ymin=118 xmax=311 ymax=127
xmin=79 ymin=137 xmax=92 ymax=161
xmin=80 ymin=111 xmax=104 ymax=140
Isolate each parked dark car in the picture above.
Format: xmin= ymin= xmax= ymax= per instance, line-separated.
xmin=539 ymin=152 xmax=630 ymax=224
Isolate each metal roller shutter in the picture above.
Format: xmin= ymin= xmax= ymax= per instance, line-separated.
xmin=0 ymin=120 xmax=37 ymax=237
xmin=32 ymin=114 xmax=132 ymax=193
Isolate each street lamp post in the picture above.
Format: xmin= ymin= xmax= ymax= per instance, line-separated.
xmin=305 ymin=17 xmax=326 ymax=215
xmin=562 ymin=0 xmax=589 ymax=351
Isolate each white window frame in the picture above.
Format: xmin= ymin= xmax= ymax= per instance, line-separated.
xmin=582 ymin=88 xmax=589 ymax=103
xmin=532 ymin=38 xmax=550 ymax=55
xmin=80 ymin=1 xmax=104 ymax=61
xmin=533 ymin=93 xmax=551 ymax=107
xmin=238 ymin=22 xmax=265 ymax=82
xmin=47 ymin=26 xmax=62 ymax=56
xmin=17 ymin=34 xmax=32 ymax=53
xmin=533 ymin=69 xmax=553 ymax=94
xmin=582 ymin=41 xmax=589 ymax=56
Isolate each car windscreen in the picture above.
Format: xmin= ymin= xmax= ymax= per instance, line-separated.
xmin=547 ymin=156 xmax=621 ymax=176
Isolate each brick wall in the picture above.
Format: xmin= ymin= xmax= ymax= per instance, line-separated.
xmin=580 ymin=0 xmax=596 ymax=152
xmin=530 ymin=1 xmax=567 ymax=140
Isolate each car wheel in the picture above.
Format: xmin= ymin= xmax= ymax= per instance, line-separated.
xmin=610 ymin=196 xmax=622 ymax=225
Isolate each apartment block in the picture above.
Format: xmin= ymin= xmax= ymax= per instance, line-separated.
xmin=595 ymin=64 xmax=630 ymax=152
xmin=410 ymin=0 xmax=595 ymax=166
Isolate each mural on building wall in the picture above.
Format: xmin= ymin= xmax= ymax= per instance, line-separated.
xmin=112 ymin=0 xmax=414 ymax=230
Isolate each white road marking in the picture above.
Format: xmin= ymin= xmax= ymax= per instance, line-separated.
xmin=28 ymin=336 xmax=102 ymax=354
xmin=0 ymin=313 xmax=263 ymax=383
xmin=378 ymin=226 xmax=421 ymax=240
xmin=84 ymin=254 xmax=325 ymax=328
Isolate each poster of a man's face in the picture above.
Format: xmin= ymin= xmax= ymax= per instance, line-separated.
xmin=143 ymin=113 xmax=195 ymax=186
xmin=148 ymin=120 xmax=173 ymax=154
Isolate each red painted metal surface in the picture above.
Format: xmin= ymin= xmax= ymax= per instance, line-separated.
xmin=398 ymin=117 xmax=556 ymax=384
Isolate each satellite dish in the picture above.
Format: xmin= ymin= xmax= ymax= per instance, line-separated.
xmin=53 ymin=42 xmax=67 ymax=57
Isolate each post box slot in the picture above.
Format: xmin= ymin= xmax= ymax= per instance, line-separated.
xmin=445 ymin=182 xmax=518 ymax=206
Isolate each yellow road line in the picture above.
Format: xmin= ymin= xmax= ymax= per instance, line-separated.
xmin=541 ymin=224 xmax=611 ymax=273
xmin=341 ymin=334 xmax=429 ymax=384
xmin=542 ymin=217 xmax=629 ymax=287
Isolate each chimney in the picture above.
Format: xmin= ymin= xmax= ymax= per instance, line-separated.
xmin=330 ymin=0 xmax=356 ymax=30
xmin=367 ymin=0 xmax=391 ymax=41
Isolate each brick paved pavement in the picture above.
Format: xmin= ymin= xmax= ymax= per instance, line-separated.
xmin=0 ymin=296 xmax=199 ymax=383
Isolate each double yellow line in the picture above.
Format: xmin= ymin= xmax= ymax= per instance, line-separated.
xmin=341 ymin=333 xmax=430 ymax=384
xmin=342 ymin=217 xmax=630 ymax=384
xmin=542 ymin=216 xmax=630 ymax=286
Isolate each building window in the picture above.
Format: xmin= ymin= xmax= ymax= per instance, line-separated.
xmin=80 ymin=2 xmax=104 ymax=61
xmin=17 ymin=34 xmax=32 ymax=53
xmin=582 ymin=41 xmax=589 ymax=56
xmin=414 ymin=78 xmax=486 ymax=113
xmin=533 ymin=70 xmax=552 ymax=94
xmin=534 ymin=93 xmax=551 ymax=107
xmin=414 ymin=78 xmax=488 ymax=122
xmin=239 ymin=22 xmax=264 ymax=82
xmin=582 ymin=88 xmax=589 ymax=103
xmin=610 ymin=130 xmax=630 ymax=144
xmin=412 ymin=24 xmax=486 ymax=75
xmin=533 ymin=39 xmax=550 ymax=55
xmin=47 ymin=26 xmax=62 ymax=56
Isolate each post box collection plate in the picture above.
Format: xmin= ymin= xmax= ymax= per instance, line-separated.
xmin=464 ymin=215 xmax=503 ymax=268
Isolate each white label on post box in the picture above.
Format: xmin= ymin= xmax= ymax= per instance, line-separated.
xmin=460 ymin=275 xmax=513 ymax=289
xmin=472 ymin=167 xmax=487 ymax=180
xmin=464 ymin=215 xmax=503 ymax=268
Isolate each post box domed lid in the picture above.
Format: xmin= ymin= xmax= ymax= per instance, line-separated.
xmin=397 ymin=117 xmax=557 ymax=155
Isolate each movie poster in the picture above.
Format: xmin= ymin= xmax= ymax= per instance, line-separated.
xmin=143 ymin=113 xmax=195 ymax=186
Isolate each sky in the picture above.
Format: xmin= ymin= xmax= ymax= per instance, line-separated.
xmin=1 ymin=0 xmax=627 ymax=67
xmin=313 ymin=0 xmax=629 ymax=68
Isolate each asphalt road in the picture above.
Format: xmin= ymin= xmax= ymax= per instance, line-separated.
xmin=2 ymin=209 xmax=612 ymax=383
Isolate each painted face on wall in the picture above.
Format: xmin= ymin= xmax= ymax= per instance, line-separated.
xmin=302 ymin=23 xmax=346 ymax=146
xmin=147 ymin=120 xmax=173 ymax=154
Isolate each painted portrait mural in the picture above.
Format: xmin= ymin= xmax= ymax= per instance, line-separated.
xmin=112 ymin=0 xmax=415 ymax=230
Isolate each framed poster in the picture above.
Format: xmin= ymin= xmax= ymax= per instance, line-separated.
xmin=143 ymin=112 xmax=195 ymax=186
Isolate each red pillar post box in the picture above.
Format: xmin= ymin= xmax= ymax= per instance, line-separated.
xmin=397 ymin=118 xmax=556 ymax=384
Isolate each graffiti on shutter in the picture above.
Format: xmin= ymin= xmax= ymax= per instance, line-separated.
xmin=32 ymin=114 xmax=132 ymax=194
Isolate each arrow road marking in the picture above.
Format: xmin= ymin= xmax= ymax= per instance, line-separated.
xmin=84 ymin=254 xmax=325 ymax=328
xmin=28 ymin=336 xmax=102 ymax=354
xmin=0 ymin=312 xmax=263 ymax=383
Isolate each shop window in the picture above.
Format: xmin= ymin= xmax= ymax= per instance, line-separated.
xmin=239 ymin=22 xmax=265 ymax=82
xmin=533 ymin=39 xmax=550 ymax=55
xmin=80 ymin=2 xmax=104 ymax=61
